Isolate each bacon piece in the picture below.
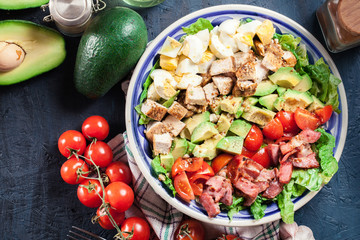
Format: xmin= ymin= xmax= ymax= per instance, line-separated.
xmin=292 ymin=153 xmax=320 ymax=169
xmin=280 ymin=149 xmax=297 ymax=164
xmin=280 ymin=129 xmax=321 ymax=155
xmin=298 ymin=129 xmax=321 ymax=143
xmin=255 ymin=181 xmax=270 ymax=192
xmin=279 ymin=161 xmax=293 ymax=184
xmin=262 ymin=180 xmax=283 ymax=199
xmin=241 ymin=159 xmax=264 ymax=181
xmin=234 ymin=177 xmax=260 ymax=206
xmin=226 ymin=155 xmax=247 ymax=183
xmin=267 ymin=143 xmax=280 ymax=166
xmin=296 ymin=143 xmax=313 ymax=158
xmin=199 ymin=192 xmax=220 ymax=218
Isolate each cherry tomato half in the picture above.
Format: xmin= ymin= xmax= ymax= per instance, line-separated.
xmin=58 ymin=130 xmax=86 ymax=158
xmin=96 ymin=207 xmax=125 ymax=230
xmin=241 ymin=147 xmax=256 ymax=158
xmin=262 ymin=118 xmax=284 ymax=140
xmin=105 ymin=161 xmax=132 ymax=185
xmin=60 ymin=157 xmax=89 ymax=184
xmin=276 ymin=111 xmax=300 ymax=133
xmin=172 ymin=157 xmax=203 ymax=177
xmin=314 ymin=105 xmax=333 ymax=124
xmin=121 ymin=217 xmax=150 ymax=240
xmin=294 ymin=108 xmax=320 ymax=130
xmin=188 ymin=173 xmax=210 ymax=196
xmin=174 ymin=171 xmax=195 ymax=202
xmin=77 ymin=179 xmax=103 ymax=208
xmin=244 ymin=125 xmax=263 ymax=151
xmin=82 ymin=115 xmax=110 ymax=141
xmin=105 ymin=182 xmax=134 ymax=213
xmin=84 ymin=141 xmax=113 ymax=168
xmin=211 ymin=153 xmax=234 ymax=174
xmin=251 ymin=147 xmax=271 ymax=168
xmin=175 ymin=219 xmax=205 ymax=240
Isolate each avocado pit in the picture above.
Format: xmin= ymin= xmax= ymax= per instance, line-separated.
xmin=0 ymin=41 xmax=25 ymax=72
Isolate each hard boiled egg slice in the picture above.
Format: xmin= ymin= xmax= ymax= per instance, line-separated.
xmin=147 ymin=83 xmax=161 ymax=101
xmin=209 ymin=33 xmax=233 ymax=59
xmin=151 ymin=69 xmax=178 ymax=100
xmin=237 ymin=20 xmax=262 ymax=37
xmin=219 ymin=31 xmax=238 ymax=53
xmin=218 ymin=19 xmax=240 ymax=35
xmin=197 ymin=50 xmax=216 ymax=74
xmin=175 ymin=56 xmax=199 ymax=75
xmin=158 ymin=36 xmax=182 ymax=58
xmin=151 ymin=69 xmax=177 ymax=87
xmin=194 ymin=29 xmax=210 ymax=52
xmin=177 ymin=73 xmax=203 ymax=89
xmin=181 ymin=35 xmax=204 ymax=64
xmin=233 ymin=33 xmax=253 ymax=52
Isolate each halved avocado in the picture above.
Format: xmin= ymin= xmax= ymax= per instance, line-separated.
xmin=0 ymin=0 xmax=49 ymax=10
xmin=0 ymin=20 xmax=66 ymax=85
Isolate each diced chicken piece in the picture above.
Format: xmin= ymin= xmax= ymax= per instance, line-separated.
xmin=147 ymin=83 xmax=161 ymax=102
xmin=153 ymin=133 xmax=173 ymax=155
xmin=177 ymin=73 xmax=203 ymax=89
xmin=235 ymin=80 xmax=257 ymax=97
xmin=209 ymin=113 xmax=220 ymax=123
xmin=162 ymin=115 xmax=186 ymax=137
xmin=160 ymin=54 xmax=178 ymax=71
xmin=232 ymin=83 xmax=242 ymax=97
xmin=235 ymin=60 xmax=256 ymax=81
xmin=203 ymin=82 xmax=219 ymax=102
xmin=253 ymin=39 xmax=265 ymax=56
xmin=145 ymin=121 xmax=168 ymax=143
xmin=186 ymin=104 xmax=207 ymax=113
xmin=266 ymin=40 xmax=284 ymax=55
xmin=262 ymin=52 xmax=283 ymax=72
xmin=254 ymin=60 xmax=269 ymax=83
xmin=184 ymin=110 xmax=194 ymax=118
xmin=212 ymin=76 xmax=234 ymax=95
xmin=209 ymin=57 xmax=235 ymax=76
xmin=185 ymin=85 xmax=207 ymax=105
xmin=141 ymin=99 xmax=167 ymax=121
xmin=233 ymin=51 xmax=256 ymax=69
xmin=200 ymin=72 xmax=212 ymax=86
xmin=282 ymin=51 xmax=297 ymax=68
xmin=167 ymin=101 xmax=188 ymax=120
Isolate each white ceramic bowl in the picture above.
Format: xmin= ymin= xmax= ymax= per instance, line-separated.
xmin=125 ymin=4 xmax=348 ymax=226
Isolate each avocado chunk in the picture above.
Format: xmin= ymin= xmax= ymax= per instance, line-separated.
xmin=187 ymin=141 xmax=197 ymax=154
xmin=216 ymin=136 xmax=244 ymax=155
xmin=273 ymin=96 xmax=284 ymax=111
xmin=191 ymin=122 xmax=218 ymax=143
xmin=307 ymin=95 xmax=325 ymax=112
xmin=229 ymin=119 xmax=252 ymax=138
xmin=171 ymin=138 xmax=188 ymax=160
xmin=0 ymin=0 xmax=49 ymax=10
xmin=243 ymin=97 xmax=259 ymax=106
xmin=253 ymin=80 xmax=278 ymax=96
xmin=280 ymin=89 xmax=314 ymax=112
xmin=193 ymin=134 xmax=222 ymax=160
xmin=292 ymin=73 xmax=313 ymax=92
xmin=268 ymin=67 xmax=302 ymax=88
xmin=220 ymin=96 xmax=243 ymax=115
xmin=74 ymin=8 xmax=148 ymax=98
xmin=277 ymin=87 xmax=286 ymax=96
xmin=217 ymin=113 xmax=234 ymax=135
xmin=182 ymin=111 xmax=211 ymax=139
xmin=242 ymin=105 xmax=276 ymax=127
xmin=0 ymin=20 xmax=66 ymax=85
xmin=259 ymin=94 xmax=279 ymax=111
xmin=160 ymin=153 xmax=174 ymax=172
xmin=210 ymin=97 xmax=223 ymax=115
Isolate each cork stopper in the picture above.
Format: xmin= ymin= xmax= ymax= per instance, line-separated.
xmin=338 ymin=0 xmax=360 ymax=35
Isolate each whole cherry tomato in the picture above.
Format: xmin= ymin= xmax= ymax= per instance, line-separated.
xmin=175 ymin=219 xmax=205 ymax=240
xmin=121 ymin=217 xmax=150 ymax=240
xmin=105 ymin=161 xmax=132 ymax=185
xmin=77 ymin=179 xmax=103 ymax=208
xmin=82 ymin=115 xmax=110 ymax=141
xmin=105 ymin=182 xmax=134 ymax=213
xmin=216 ymin=234 xmax=243 ymax=240
xmin=244 ymin=125 xmax=263 ymax=151
xmin=314 ymin=105 xmax=333 ymax=124
xmin=174 ymin=171 xmax=195 ymax=202
xmin=172 ymin=157 xmax=203 ymax=177
xmin=251 ymin=147 xmax=271 ymax=168
xmin=276 ymin=111 xmax=300 ymax=133
xmin=211 ymin=153 xmax=234 ymax=174
xmin=60 ymin=157 xmax=89 ymax=184
xmin=294 ymin=108 xmax=320 ymax=130
xmin=96 ymin=207 xmax=125 ymax=230
xmin=262 ymin=118 xmax=284 ymax=140
xmin=84 ymin=141 xmax=113 ymax=168
xmin=58 ymin=130 xmax=86 ymax=158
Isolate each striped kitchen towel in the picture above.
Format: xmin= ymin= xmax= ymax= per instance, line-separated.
xmin=108 ymin=133 xmax=281 ymax=240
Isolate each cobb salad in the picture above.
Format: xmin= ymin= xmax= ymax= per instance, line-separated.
xmin=135 ymin=17 xmax=341 ymax=223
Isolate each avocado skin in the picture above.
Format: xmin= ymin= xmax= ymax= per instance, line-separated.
xmin=0 ymin=0 xmax=49 ymax=10
xmin=74 ymin=7 xmax=148 ymax=99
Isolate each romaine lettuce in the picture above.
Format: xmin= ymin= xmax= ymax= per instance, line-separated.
xmin=151 ymin=156 xmax=177 ymax=196
xmin=182 ymin=18 xmax=214 ymax=35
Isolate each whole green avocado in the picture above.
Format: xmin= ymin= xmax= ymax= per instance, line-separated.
xmin=74 ymin=7 xmax=148 ymax=98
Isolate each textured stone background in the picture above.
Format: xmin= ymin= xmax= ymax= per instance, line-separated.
xmin=0 ymin=0 xmax=359 ymax=239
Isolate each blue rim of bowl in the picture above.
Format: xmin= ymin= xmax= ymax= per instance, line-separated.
xmin=125 ymin=4 xmax=348 ymax=226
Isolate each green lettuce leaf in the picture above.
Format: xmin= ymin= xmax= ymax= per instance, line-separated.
xmin=295 ymin=44 xmax=309 ymax=69
xmin=250 ymin=196 xmax=267 ymax=220
xmin=277 ymin=181 xmax=295 ymax=224
xmin=315 ymin=128 xmax=338 ymax=178
xmin=220 ymin=196 xmax=245 ymax=221
xmin=182 ymin=18 xmax=214 ymax=35
xmin=162 ymin=91 xmax=180 ymax=108
xmin=292 ymin=168 xmax=323 ymax=192
xmin=134 ymin=104 xmax=150 ymax=125
xmin=151 ymin=156 xmax=176 ymax=196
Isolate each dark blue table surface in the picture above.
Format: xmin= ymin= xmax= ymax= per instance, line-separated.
xmin=1 ymin=1 xmax=359 ymax=239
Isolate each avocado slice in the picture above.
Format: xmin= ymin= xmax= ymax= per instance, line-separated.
xmin=191 ymin=122 xmax=218 ymax=144
xmin=242 ymin=105 xmax=276 ymax=127
xmin=254 ymin=80 xmax=278 ymax=96
xmin=307 ymin=95 xmax=325 ymax=112
xmin=0 ymin=0 xmax=49 ymax=10
xmin=187 ymin=141 xmax=197 ymax=154
xmin=183 ymin=111 xmax=211 ymax=139
xmin=268 ymin=67 xmax=302 ymax=88
xmin=217 ymin=113 xmax=234 ymax=135
xmin=220 ymin=97 xmax=243 ymax=115
xmin=259 ymin=94 xmax=279 ymax=111
xmin=210 ymin=97 xmax=224 ymax=115
xmin=0 ymin=20 xmax=66 ymax=85
xmin=229 ymin=119 xmax=252 ymax=138
xmin=171 ymin=138 xmax=188 ymax=160
xmin=292 ymin=74 xmax=313 ymax=92
xmin=193 ymin=134 xmax=222 ymax=160
xmin=277 ymin=87 xmax=286 ymax=96
xmin=281 ymin=89 xmax=314 ymax=112
xmin=160 ymin=153 xmax=174 ymax=172
xmin=216 ymin=136 xmax=244 ymax=155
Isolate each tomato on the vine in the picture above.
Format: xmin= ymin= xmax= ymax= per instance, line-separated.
xmin=77 ymin=179 xmax=103 ymax=208
xmin=105 ymin=182 xmax=134 ymax=213
xmin=84 ymin=141 xmax=113 ymax=168
xmin=315 ymin=105 xmax=333 ymax=124
xmin=171 ymin=157 xmax=203 ymax=177
xmin=105 ymin=161 xmax=132 ymax=185
xmin=121 ymin=217 xmax=150 ymax=240
xmin=262 ymin=117 xmax=284 ymax=140
xmin=251 ymin=147 xmax=271 ymax=168
xmin=211 ymin=153 xmax=233 ymax=174
xmin=60 ymin=157 xmax=89 ymax=184
xmin=244 ymin=125 xmax=263 ymax=151
xmin=174 ymin=171 xmax=195 ymax=202
xmin=276 ymin=111 xmax=299 ymax=133
xmin=175 ymin=219 xmax=205 ymax=240
xmin=96 ymin=207 xmax=125 ymax=230
xmin=58 ymin=130 xmax=86 ymax=158
xmin=294 ymin=108 xmax=320 ymax=130
xmin=82 ymin=115 xmax=110 ymax=141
